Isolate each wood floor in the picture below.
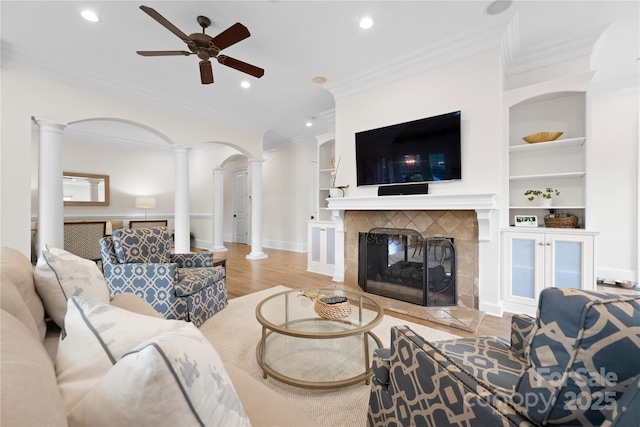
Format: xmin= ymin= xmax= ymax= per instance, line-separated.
xmin=212 ymin=242 xmax=514 ymax=338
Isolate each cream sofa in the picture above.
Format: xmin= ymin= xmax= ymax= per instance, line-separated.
xmin=0 ymin=247 xmax=317 ymax=426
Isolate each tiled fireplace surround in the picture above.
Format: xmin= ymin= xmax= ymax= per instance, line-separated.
xmin=328 ymin=194 xmax=498 ymax=332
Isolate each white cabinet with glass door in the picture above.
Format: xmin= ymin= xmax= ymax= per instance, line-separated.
xmin=502 ymin=228 xmax=597 ymax=316
xmin=307 ymin=221 xmax=336 ymax=276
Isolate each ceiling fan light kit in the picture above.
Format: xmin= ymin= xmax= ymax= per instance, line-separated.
xmin=136 ymin=5 xmax=264 ymax=85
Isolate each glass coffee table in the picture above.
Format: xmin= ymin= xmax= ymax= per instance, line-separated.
xmin=255 ymin=287 xmax=384 ymax=389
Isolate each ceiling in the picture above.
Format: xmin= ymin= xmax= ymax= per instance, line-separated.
xmin=1 ymin=1 xmax=638 ymax=151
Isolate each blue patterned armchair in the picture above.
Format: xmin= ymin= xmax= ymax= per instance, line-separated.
xmin=368 ymin=288 xmax=640 ymax=426
xmin=100 ymin=227 xmax=227 ymax=326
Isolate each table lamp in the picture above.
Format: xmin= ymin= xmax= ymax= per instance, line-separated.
xmin=135 ymin=197 xmax=156 ymax=220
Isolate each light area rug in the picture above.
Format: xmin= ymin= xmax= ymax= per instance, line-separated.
xmin=199 ymin=286 xmax=459 ymax=427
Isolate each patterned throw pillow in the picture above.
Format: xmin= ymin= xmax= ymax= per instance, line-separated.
xmin=33 ymin=247 xmax=109 ymax=328
xmin=57 ymin=297 xmax=249 ymax=426
xmin=111 ymin=227 xmax=171 ymax=264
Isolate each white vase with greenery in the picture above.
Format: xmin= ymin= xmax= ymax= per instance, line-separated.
xmin=524 ymin=188 xmax=560 ymax=207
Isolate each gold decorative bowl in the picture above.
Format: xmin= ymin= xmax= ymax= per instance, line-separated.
xmin=523 ymin=131 xmax=564 ymax=143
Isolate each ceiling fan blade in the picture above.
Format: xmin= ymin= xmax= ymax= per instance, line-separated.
xmin=217 ymin=55 xmax=265 ymax=78
xmin=137 ymin=50 xmax=192 ymax=56
xmin=210 ymin=22 xmax=251 ymax=51
xmin=140 ymin=5 xmax=192 ymax=43
xmin=200 ymin=60 xmax=214 ymax=84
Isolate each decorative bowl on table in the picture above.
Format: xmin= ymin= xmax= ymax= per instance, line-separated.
xmin=523 ymin=131 xmax=564 ymax=143
xmin=314 ymin=296 xmax=351 ymax=320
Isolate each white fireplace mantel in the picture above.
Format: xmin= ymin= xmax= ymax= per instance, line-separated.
xmin=326 ymin=193 xmax=503 ymax=317
xmin=327 ymin=193 xmax=498 ymax=242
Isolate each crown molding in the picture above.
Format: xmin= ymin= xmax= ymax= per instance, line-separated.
xmin=264 ymin=135 xmax=315 ymax=153
xmin=502 ymin=13 xmax=610 ymax=76
xmin=1 ymin=50 xmax=264 ymax=136
xmin=318 ymin=108 xmax=336 ymax=132
xmin=324 ymin=21 xmax=506 ymax=101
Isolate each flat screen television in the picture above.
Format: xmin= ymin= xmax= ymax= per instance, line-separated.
xmin=355 ymin=111 xmax=461 ymax=187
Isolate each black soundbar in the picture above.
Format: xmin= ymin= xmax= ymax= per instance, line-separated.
xmin=378 ymin=183 xmax=429 ymax=196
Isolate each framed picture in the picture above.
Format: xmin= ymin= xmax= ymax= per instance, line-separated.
xmin=515 ymin=215 xmax=538 ymax=227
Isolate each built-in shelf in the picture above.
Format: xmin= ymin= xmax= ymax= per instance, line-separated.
xmin=509 ymin=171 xmax=585 ymax=181
xmin=509 ymin=136 xmax=585 ymax=153
xmin=314 ymin=133 xmax=335 ymax=222
xmin=509 ymin=205 xmax=586 ymax=210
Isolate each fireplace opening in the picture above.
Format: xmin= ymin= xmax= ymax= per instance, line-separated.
xmin=358 ymin=227 xmax=456 ymax=306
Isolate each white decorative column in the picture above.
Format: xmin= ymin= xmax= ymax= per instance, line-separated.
xmin=246 ymin=158 xmax=267 ymax=259
xmin=173 ymin=145 xmax=191 ymax=254
xmin=212 ymin=167 xmax=227 ymax=252
xmin=34 ymin=118 xmax=66 ymax=256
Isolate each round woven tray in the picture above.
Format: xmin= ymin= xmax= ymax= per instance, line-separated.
xmin=544 ymin=214 xmax=578 ymax=228
xmin=314 ymin=298 xmax=352 ymax=320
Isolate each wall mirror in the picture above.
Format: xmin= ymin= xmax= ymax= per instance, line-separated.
xmin=63 ymin=172 xmax=110 ymax=206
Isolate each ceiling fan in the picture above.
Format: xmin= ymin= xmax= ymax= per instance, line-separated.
xmin=136 ymin=5 xmax=265 ymax=85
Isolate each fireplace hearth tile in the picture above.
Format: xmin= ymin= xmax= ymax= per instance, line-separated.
xmin=411 ymin=214 xmax=434 ymax=232
xmin=425 ymin=223 xmax=446 ymax=236
xmin=428 ymin=310 xmax=453 ymax=319
xmin=438 ymin=211 xmax=463 ymax=233
xmin=389 ymin=212 xmax=411 ymax=229
xmin=356 ymin=289 xmax=485 ymax=333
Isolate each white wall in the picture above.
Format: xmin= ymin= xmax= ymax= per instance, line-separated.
xmin=335 ymin=50 xmax=504 ymax=198
xmin=591 ymin=92 xmax=639 ymax=282
xmin=189 ymin=143 xmax=317 ymax=252
xmin=30 ymin=129 xmax=315 ymax=254
xmin=262 ymin=143 xmax=316 ymax=252
xmin=333 ymin=48 xmax=639 ymax=301
xmin=334 ymin=49 xmax=505 ymax=314
xmin=1 ymin=68 xmax=262 ymax=255
xmin=189 ymin=144 xmax=245 ymax=248
xmin=57 ymin=139 xmax=175 ymax=221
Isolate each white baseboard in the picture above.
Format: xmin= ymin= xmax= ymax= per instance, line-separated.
xmin=262 ymin=239 xmax=306 ymax=253
xmin=479 ymin=301 xmax=503 ymax=318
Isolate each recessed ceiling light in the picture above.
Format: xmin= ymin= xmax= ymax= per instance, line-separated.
xmin=359 ymin=16 xmax=374 ymax=29
xmin=312 ymin=76 xmax=327 ymax=84
xmin=485 ymin=0 xmax=512 ymax=15
xmin=81 ymin=9 xmax=100 ymax=23
xmin=241 ymin=81 xmax=251 ymax=89
xmin=305 ymin=121 xmax=313 ymax=127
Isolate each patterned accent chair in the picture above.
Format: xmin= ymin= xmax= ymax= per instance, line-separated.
xmin=100 ymin=227 xmax=227 ymax=327
xmin=63 ymin=221 xmax=107 ymax=262
xmin=368 ymin=288 xmax=640 ymax=426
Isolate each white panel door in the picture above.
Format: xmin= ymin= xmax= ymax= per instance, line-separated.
xmin=233 ymin=168 xmax=249 ymax=244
